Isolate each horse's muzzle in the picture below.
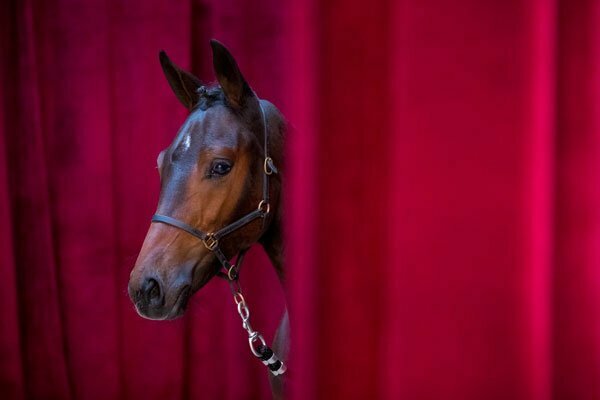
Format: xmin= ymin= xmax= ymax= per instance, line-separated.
xmin=128 ymin=275 xmax=191 ymax=320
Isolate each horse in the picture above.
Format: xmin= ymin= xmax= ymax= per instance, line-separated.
xmin=128 ymin=40 xmax=288 ymax=399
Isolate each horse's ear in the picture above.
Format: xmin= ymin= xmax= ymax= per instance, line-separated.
xmin=210 ymin=39 xmax=255 ymax=109
xmin=159 ymin=50 xmax=202 ymax=110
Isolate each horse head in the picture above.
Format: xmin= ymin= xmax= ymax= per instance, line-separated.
xmin=128 ymin=40 xmax=284 ymax=320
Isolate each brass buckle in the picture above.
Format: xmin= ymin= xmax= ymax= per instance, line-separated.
xmin=202 ymin=233 xmax=218 ymax=251
xmin=264 ymin=157 xmax=275 ymax=175
xmin=257 ymin=200 xmax=270 ymax=215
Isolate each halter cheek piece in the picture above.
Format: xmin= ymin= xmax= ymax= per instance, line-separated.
xmin=151 ymin=100 xmax=286 ymax=376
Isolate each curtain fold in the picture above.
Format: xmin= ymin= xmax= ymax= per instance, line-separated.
xmin=1 ymin=1 xmax=286 ymax=399
xmin=0 ymin=4 xmax=24 ymax=399
xmin=2 ymin=0 xmax=600 ymax=399
xmin=553 ymin=1 xmax=600 ymax=398
xmin=288 ymin=0 xmax=600 ymax=399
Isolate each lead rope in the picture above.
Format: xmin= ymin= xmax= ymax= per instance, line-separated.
xmin=227 ymin=102 xmax=285 ymax=376
xmin=227 ymin=251 xmax=287 ymax=376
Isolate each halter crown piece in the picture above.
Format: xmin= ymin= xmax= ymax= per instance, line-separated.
xmin=151 ymin=100 xmax=286 ymax=376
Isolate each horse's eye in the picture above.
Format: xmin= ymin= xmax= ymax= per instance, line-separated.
xmin=210 ymin=160 xmax=232 ymax=177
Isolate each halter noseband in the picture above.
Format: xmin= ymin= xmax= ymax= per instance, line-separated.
xmin=150 ymin=100 xmax=286 ymax=376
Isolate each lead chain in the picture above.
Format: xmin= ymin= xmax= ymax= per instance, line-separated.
xmin=232 ymin=290 xmax=287 ymax=376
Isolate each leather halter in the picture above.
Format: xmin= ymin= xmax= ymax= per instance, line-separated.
xmin=150 ymin=98 xmax=286 ymax=376
xmin=151 ymin=99 xmax=276 ymax=281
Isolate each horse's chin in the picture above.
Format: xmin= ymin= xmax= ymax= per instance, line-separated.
xmin=165 ymin=285 xmax=192 ymax=320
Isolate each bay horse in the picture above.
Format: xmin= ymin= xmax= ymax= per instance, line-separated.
xmin=128 ymin=40 xmax=288 ymax=399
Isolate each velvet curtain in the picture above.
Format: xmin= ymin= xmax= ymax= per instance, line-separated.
xmin=2 ymin=0 xmax=600 ymax=399
xmin=288 ymin=0 xmax=600 ymax=398
xmin=1 ymin=1 xmax=287 ymax=399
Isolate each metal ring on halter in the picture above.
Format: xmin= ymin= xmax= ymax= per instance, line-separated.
xmin=202 ymin=233 xmax=218 ymax=251
xmin=257 ymin=200 xmax=270 ymax=215
xmin=227 ymin=265 xmax=238 ymax=281
xmin=264 ymin=157 xmax=274 ymax=175
xmin=249 ymin=333 xmax=267 ymax=357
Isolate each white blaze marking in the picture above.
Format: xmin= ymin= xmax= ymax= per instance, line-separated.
xmin=181 ymin=133 xmax=191 ymax=152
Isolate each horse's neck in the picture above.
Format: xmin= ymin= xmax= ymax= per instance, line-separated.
xmin=261 ymin=213 xmax=285 ymax=284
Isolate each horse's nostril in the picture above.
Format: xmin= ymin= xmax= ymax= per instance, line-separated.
xmin=142 ymin=278 xmax=163 ymax=306
xmin=150 ymin=284 xmax=159 ymax=298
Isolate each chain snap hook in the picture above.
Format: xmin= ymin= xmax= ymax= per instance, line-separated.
xmin=249 ymin=334 xmax=267 ymax=357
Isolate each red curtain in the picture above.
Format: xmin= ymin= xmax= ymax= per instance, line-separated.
xmin=287 ymin=0 xmax=600 ymax=399
xmin=0 ymin=1 xmax=287 ymax=399
xmin=2 ymin=1 xmax=600 ymax=400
